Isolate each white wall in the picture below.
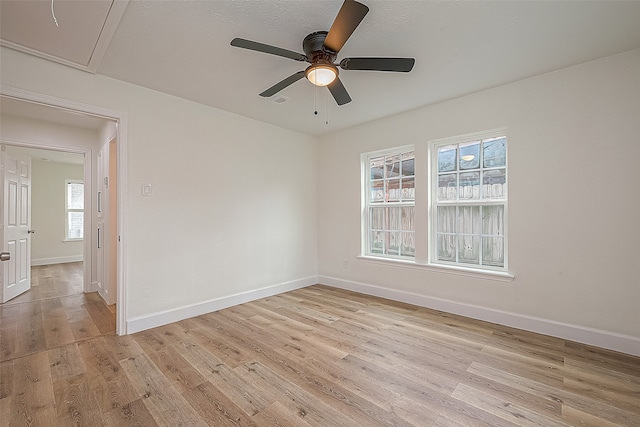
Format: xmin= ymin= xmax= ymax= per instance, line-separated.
xmin=3 ymin=44 xmax=637 ymax=354
xmin=317 ymin=49 xmax=640 ymax=353
xmin=1 ymin=47 xmax=318 ymax=330
xmin=31 ymin=159 xmax=84 ymax=265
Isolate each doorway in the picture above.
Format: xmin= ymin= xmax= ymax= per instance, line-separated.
xmin=0 ymin=88 xmax=127 ymax=335
xmin=2 ymin=145 xmax=85 ymax=305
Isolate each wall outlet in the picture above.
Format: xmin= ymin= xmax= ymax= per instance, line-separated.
xmin=342 ymin=259 xmax=350 ymax=270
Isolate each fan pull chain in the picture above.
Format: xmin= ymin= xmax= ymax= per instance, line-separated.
xmin=325 ymin=90 xmax=329 ymax=125
xmin=313 ymin=86 xmax=318 ymax=116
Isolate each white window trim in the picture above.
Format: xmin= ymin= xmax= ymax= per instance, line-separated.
xmin=361 ymin=144 xmax=415 ymax=260
xmin=360 ymin=128 xmax=513 ymax=280
xmin=65 ymin=179 xmax=84 ymax=242
xmin=428 ymin=128 xmax=509 ymax=272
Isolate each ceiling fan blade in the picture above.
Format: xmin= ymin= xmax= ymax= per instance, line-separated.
xmin=323 ymin=0 xmax=369 ymax=54
xmin=327 ymin=77 xmax=352 ymax=106
xmin=231 ymin=38 xmax=307 ymax=62
xmin=259 ymin=71 xmax=306 ymax=97
xmin=340 ymin=57 xmax=415 ymax=72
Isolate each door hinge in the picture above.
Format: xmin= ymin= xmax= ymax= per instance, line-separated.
xmin=104 ymin=177 xmax=109 ymax=188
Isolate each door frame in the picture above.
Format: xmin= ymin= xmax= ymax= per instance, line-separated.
xmin=1 ymin=85 xmax=128 ymax=335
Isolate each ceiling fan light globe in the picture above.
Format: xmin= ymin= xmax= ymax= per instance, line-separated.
xmin=306 ymin=65 xmax=337 ymax=87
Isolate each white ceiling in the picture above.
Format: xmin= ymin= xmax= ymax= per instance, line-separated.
xmin=2 ymin=1 xmax=640 ymax=136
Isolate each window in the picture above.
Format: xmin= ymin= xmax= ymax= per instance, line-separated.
xmin=361 ymin=129 xmax=508 ymax=276
xmin=363 ymin=146 xmax=415 ymax=259
xmin=65 ymin=180 xmax=84 ymax=240
xmin=431 ymin=133 xmax=507 ymax=270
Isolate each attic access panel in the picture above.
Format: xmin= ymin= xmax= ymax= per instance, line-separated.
xmin=0 ymin=0 xmax=129 ymax=72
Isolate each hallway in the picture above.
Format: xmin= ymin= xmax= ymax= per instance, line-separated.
xmin=0 ymin=262 xmax=115 ymax=363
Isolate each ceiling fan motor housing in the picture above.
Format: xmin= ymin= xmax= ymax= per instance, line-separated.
xmin=303 ymin=31 xmax=337 ymax=63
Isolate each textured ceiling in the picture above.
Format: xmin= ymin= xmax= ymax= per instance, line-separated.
xmin=2 ymin=1 xmax=640 ymax=136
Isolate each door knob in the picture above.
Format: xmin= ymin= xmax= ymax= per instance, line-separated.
xmin=28 ymin=229 xmax=36 ymax=234
xmin=0 ymin=252 xmax=9 ymax=261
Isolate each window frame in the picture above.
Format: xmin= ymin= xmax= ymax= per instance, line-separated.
xmin=428 ymin=129 xmax=508 ymax=272
xmin=360 ymin=130 xmax=511 ymax=279
xmin=65 ymin=179 xmax=84 ymax=241
xmin=361 ymin=145 xmax=416 ymax=261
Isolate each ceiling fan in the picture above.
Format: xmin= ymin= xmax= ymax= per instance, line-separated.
xmin=230 ymin=0 xmax=415 ymax=106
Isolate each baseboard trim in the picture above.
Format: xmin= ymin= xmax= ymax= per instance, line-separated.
xmin=319 ymin=275 xmax=640 ymax=357
xmin=126 ymin=276 xmax=318 ymax=334
xmin=32 ymin=255 xmax=83 ymax=266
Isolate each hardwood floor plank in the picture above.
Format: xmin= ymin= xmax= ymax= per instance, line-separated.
xmin=102 ymin=398 xmax=160 ymax=426
xmin=100 ymin=333 xmax=145 ymax=361
xmin=451 ymin=382 xmax=570 ymax=427
xmin=48 ymin=343 xmax=86 ymax=382
xmin=211 ymin=310 xmax=419 ymax=427
xmin=561 ymin=405 xmax=625 ymax=427
xmin=2 ymin=278 xmax=639 ymax=426
xmin=468 ymin=361 xmax=640 ymax=426
xmin=15 ymin=301 xmax=46 ymax=358
xmin=0 ymin=360 xmax=13 ymax=400
xmin=119 ymin=352 xmax=208 ymax=426
xmin=53 ymin=372 xmax=105 ymax=426
xmin=238 ymin=360 xmax=373 ymax=427
xmin=41 ymin=298 xmax=76 ymax=349
xmin=66 ymin=304 xmax=102 ymax=341
xmin=134 ymin=329 xmax=207 ymax=393
xmin=182 ymin=380 xmax=261 ymax=427
xmin=176 ymin=340 xmax=274 ymax=417
xmin=251 ymin=401 xmax=314 ymax=427
xmin=8 ymin=351 xmax=57 ymax=426
xmin=83 ymin=292 xmax=117 ymax=334
xmin=0 ymin=319 xmax=18 ymax=362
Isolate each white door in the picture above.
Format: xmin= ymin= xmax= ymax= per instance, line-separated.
xmin=1 ymin=146 xmax=32 ymax=303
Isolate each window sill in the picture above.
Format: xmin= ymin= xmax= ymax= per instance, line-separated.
xmin=63 ymin=239 xmax=83 ymax=243
xmin=356 ymin=255 xmax=514 ymax=282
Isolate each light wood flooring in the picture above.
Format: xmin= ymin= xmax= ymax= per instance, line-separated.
xmin=3 ymin=262 xmax=85 ymax=306
xmin=1 ymin=276 xmax=639 ymax=426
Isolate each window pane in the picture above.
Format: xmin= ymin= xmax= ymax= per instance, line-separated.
xmin=370 ymin=231 xmax=384 ymax=254
xmin=370 ymin=156 xmax=384 ymax=180
xmin=371 ymin=180 xmax=384 ymax=203
xmin=386 ymin=155 xmax=400 ymax=178
xmin=483 ymin=237 xmax=504 ymax=267
xmin=438 ymin=173 xmax=457 ymax=201
xmin=457 ymin=206 xmax=480 ymax=234
xmin=401 ymin=152 xmax=415 ymax=176
xmin=482 ymin=205 xmax=504 ymax=236
xmin=437 ymin=206 xmax=456 ymax=233
xmin=482 ymin=169 xmax=506 ymax=199
xmin=401 ymin=232 xmax=415 ymax=257
xmin=365 ymin=148 xmax=415 ymax=260
xmin=459 ymin=141 xmax=480 ymax=170
xmin=483 ymin=137 xmax=506 ymax=168
xmin=386 ymin=179 xmax=400 ymax=202
xmin=67 ymin=182 xmax=84 ymax=209
xmin=370 ymin=207 xmax=384 ymax=230
xmin=386 ymin=232 xmax=400 ymax=255
xmin=67 ymin=212 xmax=83 ymax=239
xmin=400 ymin=207 xmax=414 ymax=231
xmin=388 ymin=207 xmax=400 ymax=230
xmin=401 ymin=177 xmax=415 ymax=201
xmin=459 ymin=172 xmax=480 ymax=200
xmin=437 ymin=234 xmax=456 ymax=262
xmin=438 ymin=145 xmax=457 ymax=172
xmin=458 ymin=235 xmax=480 ymax=264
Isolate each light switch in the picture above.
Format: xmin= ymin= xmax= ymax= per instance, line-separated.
xmin=141 ymin=183 xmax=152 ymax=196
